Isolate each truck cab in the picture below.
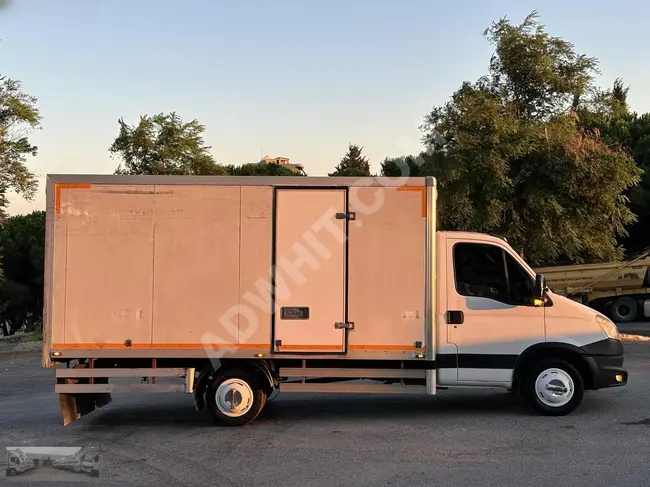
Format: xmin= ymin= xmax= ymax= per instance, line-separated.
xmin=6 ymin=450 xmax=35 ymax=476
xmin=437 ymin=231 xmax=627 ymax=414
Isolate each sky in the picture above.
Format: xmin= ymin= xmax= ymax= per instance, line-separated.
xmin=2 ymin=0 xmax=649 ymax=215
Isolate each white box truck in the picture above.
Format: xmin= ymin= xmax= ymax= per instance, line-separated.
xmin=43 ymin=175 xmax=628 ymax=426
xmin=5 ymin=449 xmax=35 ymax=476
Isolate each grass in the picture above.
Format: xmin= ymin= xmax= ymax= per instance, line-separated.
xmin=23 ymin=329 xmax=43 ymax=342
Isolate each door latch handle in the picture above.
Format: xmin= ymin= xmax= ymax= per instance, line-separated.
xmin=446 ymin=310 xmax=464 ymax=325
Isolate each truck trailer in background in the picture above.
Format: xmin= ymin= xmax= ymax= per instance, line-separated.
xmin=535 ymin=252 xmax=650 ymax=323
xmin=42 ymin=175 xmax=628 ymax=427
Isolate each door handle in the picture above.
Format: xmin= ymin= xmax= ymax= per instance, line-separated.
xmin=446 ymin=310 xmax=464 ymax=325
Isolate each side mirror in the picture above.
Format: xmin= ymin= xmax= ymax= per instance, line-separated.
xmin=532 ymin=274 xmax=546 ymax=305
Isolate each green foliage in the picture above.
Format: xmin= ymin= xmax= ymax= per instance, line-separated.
xmin=110 ymin=112 xmax=228 ymax=175
xmin=226 ymin=162 xmax=303 ymax=176
xmin=576 ymin=78 xmax=650 ymax=256
xmin=24 ymin=329 xmax=42 ymax=342
xmin=329 ymin=144 xmax=372 ymax=177
xmin=0 ymin=210 xmax=45 ymax=335
xmin=380 ymin=154 xmax=432 ymax=177
xmin=419 ymin=11 xmax=642 ymax=266
xmin=0 ymin=76 xmax=41 ymax=216
xmin=484 ymin=11 xmax=598 ymax=121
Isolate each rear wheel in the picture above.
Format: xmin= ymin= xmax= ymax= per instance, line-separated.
xmin=206 ymin=368 xmax=266 ymax=426
xmin=610 ymin=296 xmax=638 ymax=323
xmin=522 ymin=358 xmax=584 ymax=416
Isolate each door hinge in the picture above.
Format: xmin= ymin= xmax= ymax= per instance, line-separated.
xmin=335 ymin=212 xmax=356 ymax=220
xmin=334 ymin=321 xmax=355 ymax=330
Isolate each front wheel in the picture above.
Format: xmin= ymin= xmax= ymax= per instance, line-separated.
xmin=205 ymin=368 xmax=266 ymax=426
xmin=522 ymin=358 xmax=584 ymax=416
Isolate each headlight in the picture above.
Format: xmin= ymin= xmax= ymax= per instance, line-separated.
xmin=596 ymin=315 xmax=620 ymax=340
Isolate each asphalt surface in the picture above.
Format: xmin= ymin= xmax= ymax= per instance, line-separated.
xmin=619 ymin=321 xmax=650 ymax=337
xmin=5 ymin=467 xmax=96 ymax=483
xmin=1 ymin=343 xmax=649 ymax=487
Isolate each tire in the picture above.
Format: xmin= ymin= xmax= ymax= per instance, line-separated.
xmin=260 ymin=391 xmax=267 ymax=410
xmin=610 ymin=297 xmax=638 ymax=323
xmin=521 ymin=358 xmax=584 ymax=416
xmin=205 ymin=368 xmax=266 ymax=426
xmin=7 ymin=468 xmax=17 ymax=476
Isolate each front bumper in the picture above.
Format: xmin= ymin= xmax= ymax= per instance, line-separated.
xmin=588 ymin=354 xmax=628 ymax=389
xmin=581 ymin=338 xmax=628 ymax=390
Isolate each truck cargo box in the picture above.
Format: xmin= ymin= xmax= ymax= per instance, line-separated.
xmin=43 ymin=175 xmax=436 ymax=366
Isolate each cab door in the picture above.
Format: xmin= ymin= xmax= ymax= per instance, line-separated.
xmin=445 ymin=237 xmax=545 ymax=383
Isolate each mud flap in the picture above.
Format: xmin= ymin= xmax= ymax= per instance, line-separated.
xmin=59 ymin=393 xmax=112 ymax=426
xmin=193 ymin=365 xmax=213 ymax=411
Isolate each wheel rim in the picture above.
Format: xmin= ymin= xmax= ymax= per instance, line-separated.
xmin=617 ymin=304 xmax=630 ymax=317
xmin=534 ymin=368 xmax=574 ymax=407
xmin=215 ymin=378 xmax=254 ymax=417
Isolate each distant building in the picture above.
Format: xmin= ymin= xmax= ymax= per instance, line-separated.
xmin=259 ymin=155 xmax=305 ymax=175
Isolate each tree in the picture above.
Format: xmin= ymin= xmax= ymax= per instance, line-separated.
xmin=0 ymin=76 xmax=41 ymax=217
xmin=0 ymin=210 xmax=45 ymax=336
xmin=109 ymin=112 xmax=229 ymax=175
xmin=419 ymin=11 xmax=642 ymax=265
xmin=380 ymin=153 xmax=436 ymax=178
xmin=577 ymin=79 xmax=650 ymax=257
xmin=225 ymin=162 xmax=303 ymax=176
xmin=329 ymin=144 xmax=372 ymax=177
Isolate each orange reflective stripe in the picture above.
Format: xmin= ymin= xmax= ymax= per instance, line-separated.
xmin=55 ymin=183 xmax=92 ymax=214
xmin=396 ymin=186 xmax=427 ymax=217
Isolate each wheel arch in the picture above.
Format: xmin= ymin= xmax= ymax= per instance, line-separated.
xmin=193 ymin=359 xmax=276 ymax=411
xmin=512 ymin=342 xmax=595 ymax=392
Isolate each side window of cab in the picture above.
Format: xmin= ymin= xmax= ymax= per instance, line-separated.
xmin=453 ymin=242 xmax=534 ymax=306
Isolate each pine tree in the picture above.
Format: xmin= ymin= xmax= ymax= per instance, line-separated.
xmin=329 ymin=144 xmax=372 ymax=176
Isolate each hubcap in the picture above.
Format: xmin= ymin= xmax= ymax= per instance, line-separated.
xmin=534 ymin=368 xmax=574 ymax=407
xmin=618 ymin=304 xmax=630 ymax=317
xmin=215 ymin=378 xmax=254 ymax=417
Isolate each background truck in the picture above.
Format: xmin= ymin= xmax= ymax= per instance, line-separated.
xmin=52 ymin=448 xmax=99 ymax=477
xmin=5 ymin=449 xmax=35 ymax=476
xmin=43 ymin=175 xmax=627 ymax=427
xmin=535 ymin=252 xmax=650 ymax=323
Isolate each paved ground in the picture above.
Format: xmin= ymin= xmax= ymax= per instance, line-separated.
xmin=619 ymin=321 xmax=650 ymax=337
xmin=5 ymin=467 xmax=96 ymax=483
xmin=1 ymin=344 xmax=649 ymax=487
